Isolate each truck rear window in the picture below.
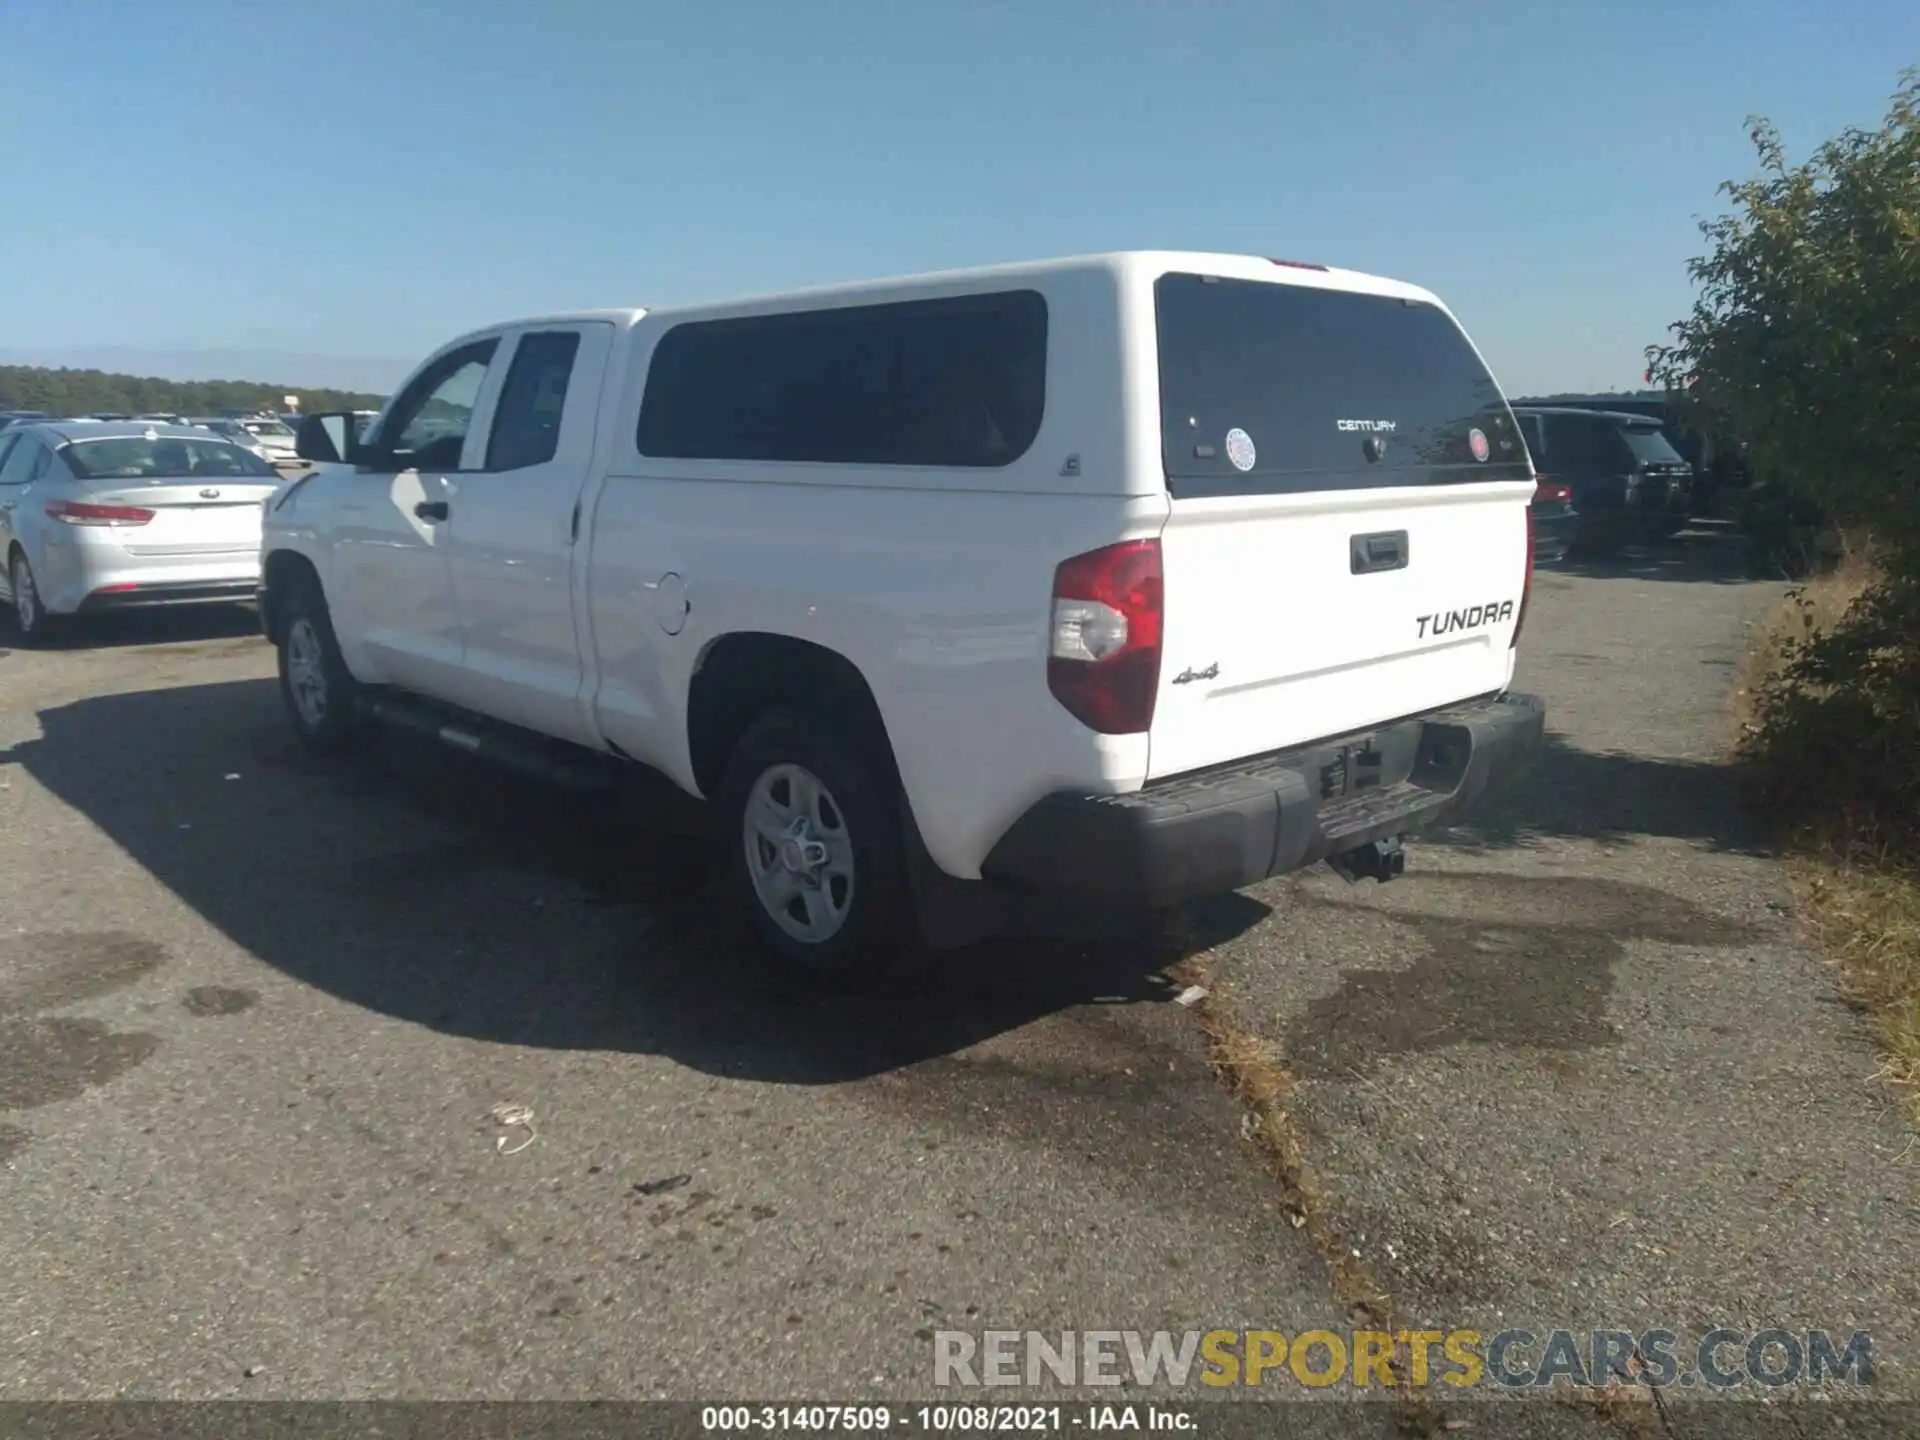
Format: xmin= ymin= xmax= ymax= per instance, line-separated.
xmin=1155 ymin=273 xmax=1529 ymax=497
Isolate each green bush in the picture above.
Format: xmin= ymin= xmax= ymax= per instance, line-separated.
xmin=1742 ymin=569 xmax=1920 ymax=856
xmin=1737 ymin=473 xmax=1835 ymax=578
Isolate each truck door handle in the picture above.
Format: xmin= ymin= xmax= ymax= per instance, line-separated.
xmin=414 ymin=501 xmax=449 ymax=522
xmin=1349 ymin=529 xmax=1408 ymax=574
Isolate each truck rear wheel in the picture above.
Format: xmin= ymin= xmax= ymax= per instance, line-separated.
xmin=719 ymin=708 xmax=906 ymax=986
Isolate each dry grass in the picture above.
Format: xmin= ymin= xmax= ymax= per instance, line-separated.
xmin=1796 ymin=854 xmax=1920 ymax=1118
xmin=1730 ymin=536 xmax=1882 ymax=729
xmin=1170 ymin=952 xmax=1667 ymax=1435
xmin=1734 ymin=538 xmax=1920 ymax=1125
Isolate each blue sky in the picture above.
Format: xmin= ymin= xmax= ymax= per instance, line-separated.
xmin=1 ymin=0 xmax=1913 ymax=394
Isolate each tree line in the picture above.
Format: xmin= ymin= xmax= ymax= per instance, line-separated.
xmin=0 ymin=365 xmax=385 ymax=418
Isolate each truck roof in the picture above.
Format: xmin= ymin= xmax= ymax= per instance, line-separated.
xmin=480 ymin=252 xmax=1445 ymax=338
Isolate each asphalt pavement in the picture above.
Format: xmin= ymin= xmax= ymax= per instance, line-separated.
xmin=1 ymin=531 xmax=1914 ymax=1435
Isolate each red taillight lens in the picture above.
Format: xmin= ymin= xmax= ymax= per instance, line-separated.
xmin=1047 ymin=538 xmax=1164 ymax=734
xmin=1532 ymin=481 xmax=1571 ymax=504
xmin=45 ymin=499 xmax=155 ymax=526
xmin=1512 ymin=507 xmax=1535 ymax=650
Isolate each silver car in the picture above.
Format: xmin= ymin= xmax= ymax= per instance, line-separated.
xmin=0 ymin=422 xmax=283 ymax=641
xmin=194 ymin=417 xmax=298 ymax=465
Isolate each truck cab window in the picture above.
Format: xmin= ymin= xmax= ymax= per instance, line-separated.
xmin=375 ymin=340 xmax=499 ymax=473
xmin=486 ymin=331 xmax=581 ymax=471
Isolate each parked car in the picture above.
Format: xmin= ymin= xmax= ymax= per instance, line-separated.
xmin=194 ymin=417 xmax=296 ymax=464
xmin=191 ymin=418 xmax=260 ymax=453
xmin=1513 ymin=394 xmax=1747 ymax=509
xmin=235 ymin=417 xmax=298 ymax=464
xmin=0 ymin=422 xmax=284 ymax=641
xmin=263 ymin=251 xmax=1545 ymax=980
xmin=0 ymin=411 xmax=53 ymax=432
xmin=1510 ymin=406 xmax=1694 ymax=555
xmin=1529 ymin=477 xmax=1578 ymax=564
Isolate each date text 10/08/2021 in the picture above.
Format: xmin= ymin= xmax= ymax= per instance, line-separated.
xmin=701 ymin=1407 xmax=1193 ymax=1433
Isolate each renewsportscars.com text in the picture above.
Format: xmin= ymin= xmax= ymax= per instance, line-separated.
xmin=933 ymin=1328 xmax=1875 ymax=1390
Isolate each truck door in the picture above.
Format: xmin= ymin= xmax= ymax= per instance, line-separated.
xmin=331 ymin=337 xmax=499 ymax=699
xmin=438 ymin=322 xmax=614 ymax=746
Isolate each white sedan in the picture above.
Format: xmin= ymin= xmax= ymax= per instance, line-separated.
xmin=0 ymin=422 xmax=284 ymax=641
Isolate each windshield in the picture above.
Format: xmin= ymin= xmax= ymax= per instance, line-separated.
xmin=244 ymin=421 xmax=295 ymax=438
xmin=1620 ymin=424 xmax=1687 ymax=467
xmin=59 ymin=437 xmax=280 ymax=480
xmin=1155 ymin=273 xmax=1529 ymax=496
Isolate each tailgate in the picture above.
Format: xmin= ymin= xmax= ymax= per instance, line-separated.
xmin=1150 ymin=485 xmax=1529 ymax=777
xmin=1146 ymin=269 xmax=1533 ymax=781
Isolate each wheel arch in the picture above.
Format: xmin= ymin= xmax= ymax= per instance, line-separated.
xmin=684 ymin=631 xmax=901 ymax=802
xmin=260 ymin=548 xmax=323 ymax=647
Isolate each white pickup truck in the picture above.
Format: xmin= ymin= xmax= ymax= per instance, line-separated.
xmin=262 ymin=251 xmax=1544 ymax=980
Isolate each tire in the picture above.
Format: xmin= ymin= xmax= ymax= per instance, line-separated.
xmin=719 ymin=707 xmax=906 ymax=986
xmin=6 ymin=549 xmax=56 ymax=645
xmin=276 ymin=573 xmax=365 ymax=754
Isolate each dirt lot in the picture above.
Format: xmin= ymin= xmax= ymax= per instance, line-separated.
xmin=1 ymin=531 xmax=1914 ymax=1432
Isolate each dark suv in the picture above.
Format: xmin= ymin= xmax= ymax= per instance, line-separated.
xmin=1510 ymin=406 xmax=1694 ymax=555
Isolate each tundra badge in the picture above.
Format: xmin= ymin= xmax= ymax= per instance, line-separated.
xmin=1417 ymin=599 xmax=1517 ymax=640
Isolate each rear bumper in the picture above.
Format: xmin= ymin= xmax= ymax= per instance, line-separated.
xmin=1532 ymin=507 xmax=1578 ymax=562
xmin=75 ymin=578 xmax=259 ymax=613
xmin=981 ymin=691 xmax=1546 ymax=907
xmin=36 ymin=528 xmax=262 ymax=614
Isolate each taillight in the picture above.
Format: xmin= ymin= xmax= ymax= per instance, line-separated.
xmin=45 ymin=499 xmax=155 ymax=526
xmin=1512 ymin=507 xmax=1534 ymax=650
xmin=1047 ymin=538 xmax=1164 ymax=734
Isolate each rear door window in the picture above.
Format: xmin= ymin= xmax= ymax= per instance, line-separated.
xmin=1155 ymin=273 xmax=1527 ymax=497
xmin=0 ymin=439 xmax=33 ymax=484
xmin=486 ymin=330 xmax=581 ymax=471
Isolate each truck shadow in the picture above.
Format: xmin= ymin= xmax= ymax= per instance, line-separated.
xmin=1431 ymin=732 xmax=1771 ymax=857
xmin=3 ymin=679 xmax=1268 ymax=1084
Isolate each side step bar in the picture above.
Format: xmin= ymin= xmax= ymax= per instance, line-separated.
xmin=359 ymin=691 xmax=618 ymax=792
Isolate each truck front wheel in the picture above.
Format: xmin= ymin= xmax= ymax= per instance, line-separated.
xmin=719 ymin=708 xmax=906 ymax=986
xmin=276 ymin=576 xmax=364 ymax=755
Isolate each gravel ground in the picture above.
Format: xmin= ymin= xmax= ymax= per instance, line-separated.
xmin=0 ymin=531 xmax=1912 ymax=1435
xmin=1195 ymin=527 xmax=1920 ymax=1424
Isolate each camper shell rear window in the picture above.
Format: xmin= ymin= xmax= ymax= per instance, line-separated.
xmin=1155 ymin=273 xmax=1529 ymax=497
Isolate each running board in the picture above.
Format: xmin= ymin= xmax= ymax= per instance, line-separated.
xmin=358 ymin=692 xmax=618 ymax=792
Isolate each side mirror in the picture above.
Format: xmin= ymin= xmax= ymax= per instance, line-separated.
xmin=294 ymin=411 xmax=362 ymax=465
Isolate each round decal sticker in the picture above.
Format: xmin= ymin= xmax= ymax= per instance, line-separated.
xmin=1224 ymin=427 xmax=1257 ymax=473
xmin=1468 ymin=427 xmax=1490 ymax=463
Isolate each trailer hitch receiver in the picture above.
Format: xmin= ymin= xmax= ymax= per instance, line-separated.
xmin=1327 ymin=835 xmax=1407 ymax=884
